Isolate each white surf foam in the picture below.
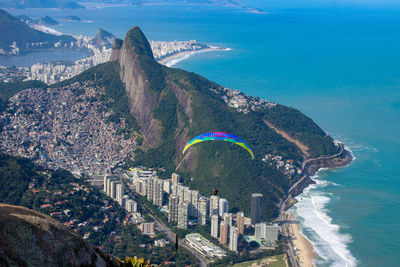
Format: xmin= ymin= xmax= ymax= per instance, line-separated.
xmin=292 ymin=170 xmax=357 ymax=267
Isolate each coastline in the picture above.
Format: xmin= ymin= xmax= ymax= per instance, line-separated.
xmin=280 ymin=144 xmax=353 ymax=267
xmin=157 ymin=47 xmax=230 ymax=67
xmin=285 ymin=211 xmax=315 ymax=267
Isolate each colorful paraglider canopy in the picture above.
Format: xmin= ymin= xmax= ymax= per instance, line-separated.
xmin=183 ymin=132 xmax=254 ymax=159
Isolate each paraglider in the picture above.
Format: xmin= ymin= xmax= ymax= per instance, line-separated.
xmin=213 ymin=187 xmax=219 ymax=196
xmin=183 ymin=132 xmax=254 ymax=159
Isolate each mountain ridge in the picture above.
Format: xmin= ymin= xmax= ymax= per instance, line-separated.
xmin=0 ymin=9 xmax=75 ymax=54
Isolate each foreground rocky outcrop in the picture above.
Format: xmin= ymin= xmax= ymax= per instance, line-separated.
xmin=0 ymin=203 xmax=105 ymax=267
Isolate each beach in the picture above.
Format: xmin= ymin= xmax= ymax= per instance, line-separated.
xmin=286 ymin=212 xmax=315 ymax=267
xmin=157 ymin=47 xmax=230 ymax=67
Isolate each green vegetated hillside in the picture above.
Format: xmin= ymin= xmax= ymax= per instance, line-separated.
xmin=0 ymin=9 xmax=76 ymax=53
xmin=54 ymin=26 xmax=337 ymax=219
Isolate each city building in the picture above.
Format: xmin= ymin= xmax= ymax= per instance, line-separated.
xmin=126 ymin=199 xmax=137 ymax=213
xmin=154 ymin=179 xmax=164 ymax=207
xmin=181 ymin=186 xmax=189 ymax=201
xmin=229 ymin=227 xmax=239 ymax=252
xmin=185 ymin=233 xmax=227 ymax=260
xmin=219 ymin=198 xmax=228 ymax=217
xmin=140 ymin=222 xmax=155 ymax=235
xmin=135 ymin=178 xmax=147 ymax=196
xmin=251 ymin=193 xmax=263 ymax=225
xmin=190 ymin=190 xmax=199 ymax=217
xmin=220 ymin=221 xmax=228 ymax=245
xmin=236 ymin=212 xmax=245 ymax=235
xmin=168 ymin=195 xmax=179 ymax=223
xmin=121 ymin=195 xmax=129 ymax=209
xmin=106 ymin=177 xmax=112 ymax=196
xmin=116 ymin=183 xmax=124 ymax=204
xmin=198 ymin=197 xmax=209 ymax=225
xmin=172 ymin=173 xmax=180 ymax=184
xmin=110 ymin=180 xmax=118 ymax=199
xmin=210 ymin=195 xmax=220 ymax=217
xmin=223 ymin=212 xmax=233 ymax=227
xmin=147 ymin=177 xmax=164 ymax=206
xmin=211 ymin=215 xmax=219 ymax=238
xmin=255 ymin=222 xmax=266 ymax=240
xmin=147 ymin=177 xmax=155 ymax=201
xmin=163 ymin=179 xmax=172 ymax=194
xmin=178 ymin=201 xmax=189 ymax=230
xmin=103 ymin=174 xmax=108 ymax=192
xmin=266 ymin=223 xmax=279 ymax=241
xmin=177 ymin=185 xmax=186 ymax=202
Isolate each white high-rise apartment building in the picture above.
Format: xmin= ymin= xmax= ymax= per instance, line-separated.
xmin=116 ymin=183 xmax=124 ymax=203
xmin=153 ymin=179 xmax=164 ymax=207
xmin=177 ymin=201 xmax=189 ymax=230
xmin=103 ymin=175 xmax=108 ymax=192
xmin=168 ymin=195 xmax=179 ymax=223
xmin=223 ymin=212 xmax=233 ymax=227
xmin=229 ymin=227 xmax=239 ymax=252
xmin=190 ymin=190 xmax=199 ymax=217
xmin=198 ymin=197 xmax=209 ymax=225
xmin=265 ymin=224 xmax=279 ymax=241
xmin=211 ymin=215 xmax=219 ymax=238
xmin=219 ymin=198 xmax=228 ymax=217
xmin=110 ymin=180 xmax=118 ymax=199
xmin=172 ymin=173 xmax=180 ymax=184
xmin=126 ymin=199 xmax=137 ymax=213
xmin=210 ymin=195 xmax=220 ymax=217
xmin=163 ymin=179 xmax=172 ymax=194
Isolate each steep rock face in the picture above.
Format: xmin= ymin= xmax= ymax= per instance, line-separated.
xmin=110 ymin=39 xmax=122 ymax=61
xmin=118 ymin=27 xmax=162 ymax=147
xmin=0 ymin=204 xmax=105 ymax=267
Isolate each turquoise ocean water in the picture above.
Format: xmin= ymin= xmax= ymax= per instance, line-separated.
xmin=8 ymin=3 xmax=400 ymax=266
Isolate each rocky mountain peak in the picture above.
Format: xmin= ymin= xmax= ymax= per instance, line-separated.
xmin=123 ymin=26 xmax=154 ymax=58
xmin=118 ymin=26 xmax=164 ymax=147
xmin=90 ymin=28 xmax=115 ymax=48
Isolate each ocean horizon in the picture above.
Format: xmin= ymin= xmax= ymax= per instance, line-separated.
xmin=7 ymin=3 xmax=400 ymax=266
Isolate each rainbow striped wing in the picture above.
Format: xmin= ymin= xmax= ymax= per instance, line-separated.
xmin=183 ymin=132 xmax=254 ymax=159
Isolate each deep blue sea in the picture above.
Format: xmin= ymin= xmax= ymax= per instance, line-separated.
xmin=8 ymin=3 xmax=400 ymax=266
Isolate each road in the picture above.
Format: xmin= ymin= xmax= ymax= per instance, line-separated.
xmin=277 ymin=143 xmax=345 ymax=267
xmin=278 ymin=213 xmax=300 ymax=267
xmin=145 ymin=206 xmax=210 ymax=267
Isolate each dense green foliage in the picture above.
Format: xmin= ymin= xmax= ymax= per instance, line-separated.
xmin=0 ymin=153 xmax=42 ymax=205
xmin=262 ymin=104 xmax=338 ymax=157
xmin=0 ymin=80 xmax=47 ymax=99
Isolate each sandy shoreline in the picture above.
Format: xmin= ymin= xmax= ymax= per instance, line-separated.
xmin=286 ymin=211 xmax=315 ymax=267
xmin=157 ymin=47 xmax=229 ymax=67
